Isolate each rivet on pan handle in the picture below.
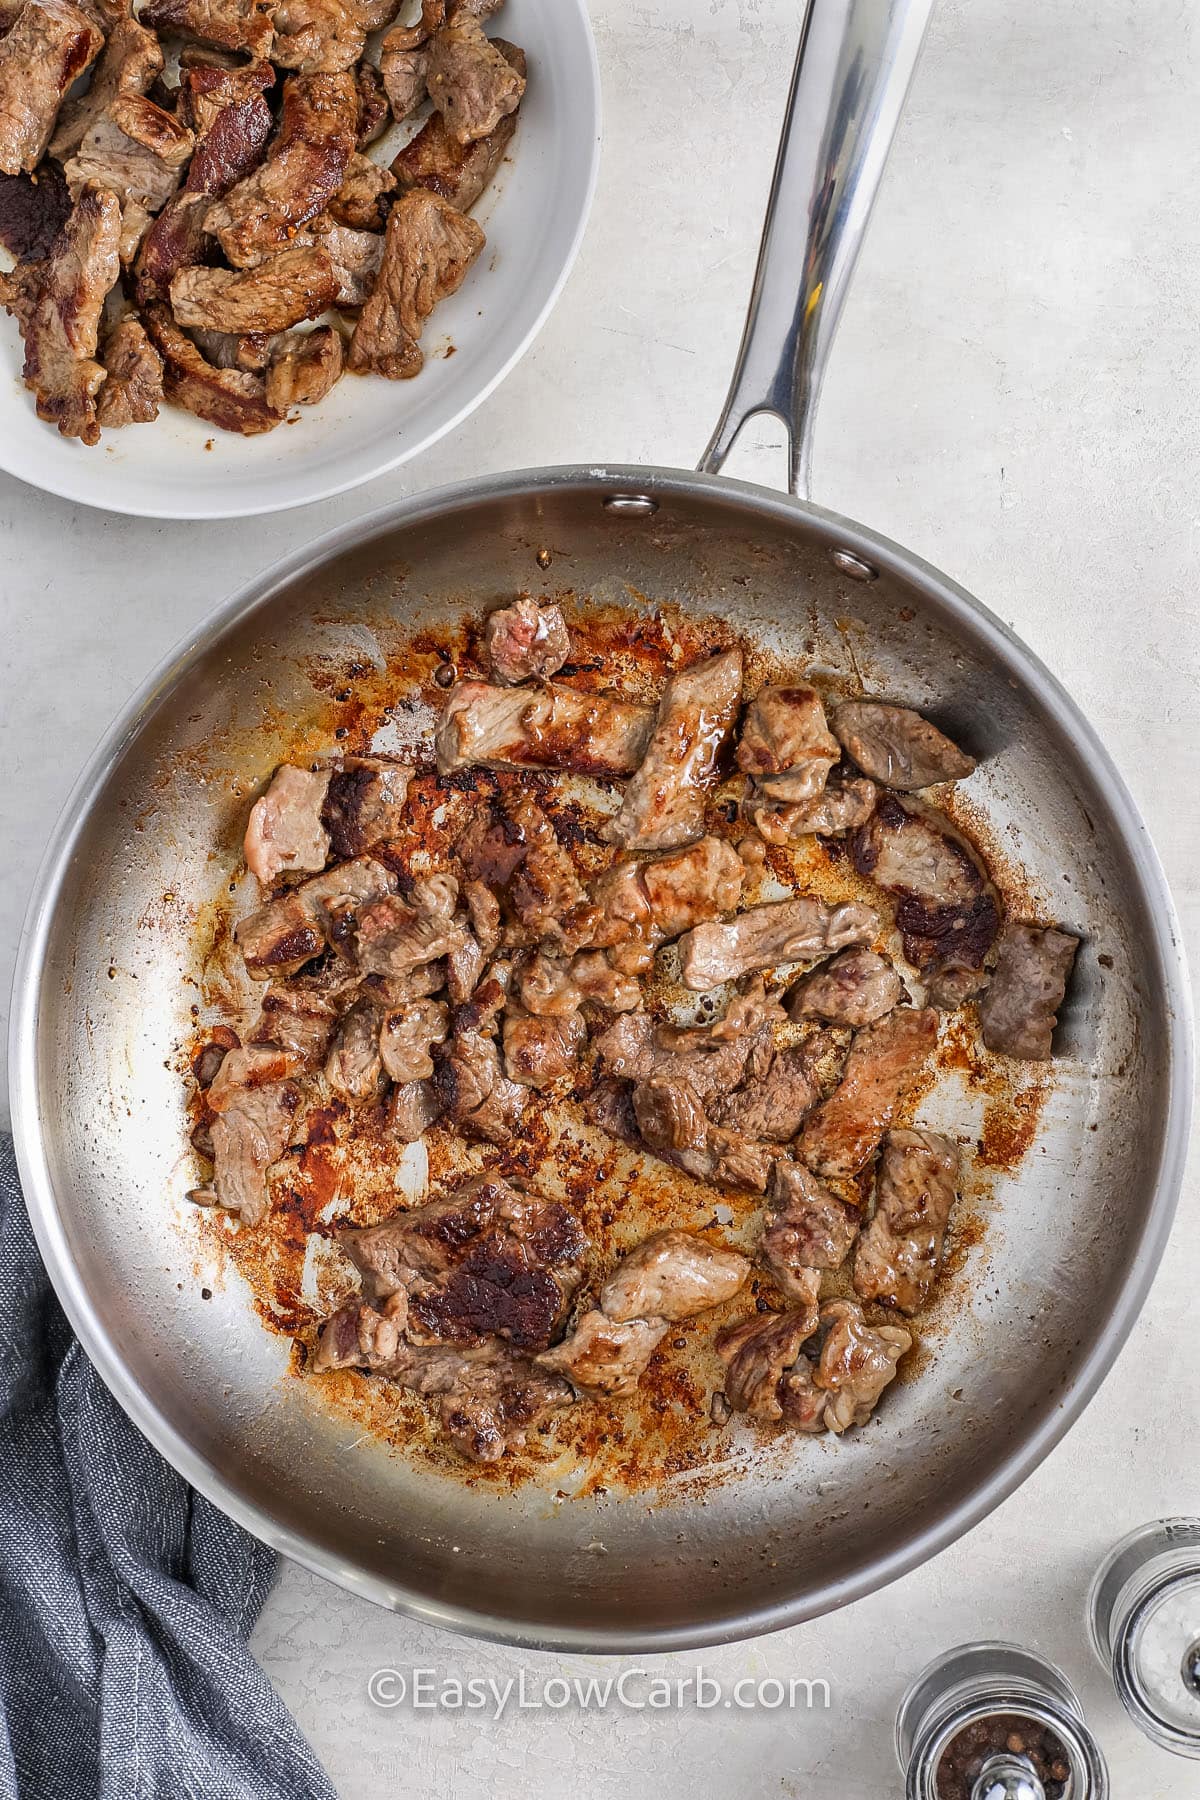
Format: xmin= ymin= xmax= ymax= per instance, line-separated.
xmin=698 ymin=0 xmax=935 ymax=501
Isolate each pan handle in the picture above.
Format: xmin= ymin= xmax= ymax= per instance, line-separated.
xmin=698 ymin=0 xmax=934 ymax=500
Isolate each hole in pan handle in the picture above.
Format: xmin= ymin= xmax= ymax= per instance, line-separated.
xmin=698 ymin=0 xmax=935 ymax=501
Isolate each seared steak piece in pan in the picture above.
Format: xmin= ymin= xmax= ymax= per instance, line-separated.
xmin=598 ymin=1229 xmax=749 ymax=1323
xmin=244 ymin=765 xmax=332 ymax=883
xmin=502 ymin=1005 xmax=585 ymax=1089
xmin=347 ymin=187 xmax=483 ymax=379
xmin=437 ymin=678 xmax=654 ymax=778
xmin=378 ymin=36 xmax=428 ymax=123
xmin=797 ymin=1006 xmax=938 ymax=1180
xmin=484 ymin=596 xmax=570 ymax=686
xmin=790 ymin=1299 xmax=912 ymax=1434
xmin=534 ymin=1311 xmax=668 ymax=1400
xmin=588 ymin=835 xmax=745 ymax=954
xmin=456 ymin=786 xmax=585 ymax=941
xmin=787 ymin=947 xmax=903 ymax=1028
xmin=205 ymin=1044 xmax=300 ymax=1224
xmin=355 ymin=888 xmax=467 ymax=978
xmin=979 ymin=922 xmax=1080 ymax=1061
xmin=737 ymin=684 xmax=840 ymax=804
xmin=313 ymin=1308 xmax=573 ymax=1462
xmin=177 ymin=54 xmax=276 ymax=138
xmin=0 ymin=163 xmax=72 ymax=262
xmin=387 ymin=1077 xmax=445 ymax=1141
xmin=760 ymin=1161 xmax=859 ymax=1302
xmin=708 ymin=1034 xmax=835 ymax=1142
xmin=853 ymin=1127 xmax=959 ymax=1315
xmin=537 ymin=1228 xmax=746 ymax=1399
xmin=678 ymin=895 xmax=877 ymax=991
xmin=0 ymin=0 xmax=103 ymax=176
xmin=236 ymin=855 xmax=393 ymax=978
xmin=426 ymin=13 xmax=524 ymax=145
xmin=606 ymin=650 xmax=743 ymax=851
xmin=378 ymin=996 xmax=449 ymax=1083
xmin=11 ymin=184 xmax=119 ymax=444
xmin=324 ymin=994 xmax=383 ymax=1098
xmin=354 ymin=59 xmax=390 ymax=146
xmin=832 ymin=700 xmax=975 ymax=791
xmin=852 ymin=794 xmax=1001 ymax=1007
xmin=746 ymin=776 xmax=877 ymax=845
xmin=340 ymin=1175 xmax=587 ymax=1352
xmin=717 ymin=1308 xmax=818 ymax=1423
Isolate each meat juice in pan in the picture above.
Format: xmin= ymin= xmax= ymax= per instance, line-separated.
xmin=181 ymin=594 xmax=1070 ymax=1495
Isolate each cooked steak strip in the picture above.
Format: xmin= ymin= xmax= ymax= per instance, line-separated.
xmin=484 ymin=596 xmax=570 ymax=686
xmin=587 ymin=835 xmax=745 ymax=954
xmin=746 ymin=776 xmax=877 ymax=845
xmin=853 ymin=1127 xmax=959 ymax=1314
xmin=244 ymin=765 xmax=332 ymax=883
xmin=0 ymin=0 xmax=103 ymax=177
xmin=678 ymin=895 xmax=877 ymax=992
xmin=264 ymin=321 xmax=343 ymax=407
xmin=313 ymin=1307 xmax=573 ymax=1462
xmin=340 ymin=1175 xmax=586 ymax=1351
xmin=346 ymin=187 xmax=483 ymax=379
xmin=606 ymin=649 xmax=743 ymax=851
xmin=177 ymin=54 xmax=276 ymax=137
xmin=426 ymin=13 xmax=523 ymax=145
xmin=534 ymin=1312 xmax=668 ymax=1401
xmin=324 ymin=993 xmax=383 ymax=1097
xmin=598 ymin=1229 xmax=749 ymax=1323
xmin=437 ymin=679 xmax=655 ymax=779
xmin=391 ymin=38 xmax=523 ymax=209
xmin=142 ymin=297 xmax=285 ymax=433
xmin=270 ymin=0 xmax=365 ymax=73
xmin=832 ymin=700 xmax=975 ymax=791
xmin=205 ymin=69 xmax=357 ymax=267
xmin=709 ymin=1034 xmax=835 ymax=1142
xmin=501 ymin=1005 xmax=585 ymax=1090
xmin=354 ymin=58 xmax=390 ymax=146
xmin=979 ymin=922 xmax=1080 ymax=1061
xmin=49 ymin=6 xmax=162 ymax=163
xmin=236 ymin=854 xmax=393 ymax=978
xmin=790 ymin=1299 xmax=912 ymax=1433
xmin=537 ymin=1229 xmax=747 ymax=1399
xmin=170 ymin=243 xmax=337 ymax=331
xmin=206 ymin=1044 xmax=300 ymax=1224
xmin=13 ymin=183 xmax=119 ymax=444
xmin=329 ymin=148 xmax=395 ymax=229
xmin=387 ymin=1076 xmax=445 ymax=1141
xmin=760 ymin=1161 xmax=859 ymax=1302
xmin=354 ymin=889 xmax=468 ymax=979
xmin=456 ymin=787 xmax=585 ymax=941
xmin=0 ymin=164 xmax=71 ymax=261
xmin=95 ymin=314 xmax=163 ymax=426
xmin=378 ymin=996 xmax=448 ymax=1082
xmin=717 ymin=1308 xmax=819 ymax=1423
xmin=737 ymin=684 xmax=840 ymax=804
xmin=787 ymin=947 xmax=903 ymax=1028
xmin=852 ymin=793 xmax=1001 ymax=1007
xmin=140 ymin=0 xmax=274 ymax=59
xmin=378 ymin=36 xmax=427 ymax=122
xmin=64 ymin=95 xmax=195 ymax=219
xmin=797 ymin=1006 xmax=938 ymax=1180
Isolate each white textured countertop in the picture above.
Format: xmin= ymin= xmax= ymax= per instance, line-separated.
xmin=3 ymin=0 xmax=1198 ymax=1792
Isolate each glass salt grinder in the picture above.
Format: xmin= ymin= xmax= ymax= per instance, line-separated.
xmin=895 ymin=1642 xmax=1109 ymax=1799
xmin=1088 ymin=1517 xmax=1200 ymax=1758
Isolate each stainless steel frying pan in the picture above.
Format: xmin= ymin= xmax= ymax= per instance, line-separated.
xmin=11 ymin=0 xmax=1192 ymax=1651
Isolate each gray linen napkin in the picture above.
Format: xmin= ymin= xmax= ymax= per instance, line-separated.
xmin=0 ymin=1134 xmax=338 ymax=1800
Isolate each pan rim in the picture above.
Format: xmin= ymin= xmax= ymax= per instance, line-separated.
xmin=10 ymin=464 xmax=1194 ymax=1652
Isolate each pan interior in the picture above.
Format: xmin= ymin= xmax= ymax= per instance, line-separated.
xmin=18 ymin=475 xmax=1181 ymax=1647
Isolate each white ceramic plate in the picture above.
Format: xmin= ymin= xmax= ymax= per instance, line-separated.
xmin=0 ymin=0 xmax=600 ymax=519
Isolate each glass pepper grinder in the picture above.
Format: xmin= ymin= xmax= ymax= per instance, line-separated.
xmin=895 ymin=1642 xmax=1109 ymax=1799
xmin=1088 ymin=1517 xmax=1200 ymax=1758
